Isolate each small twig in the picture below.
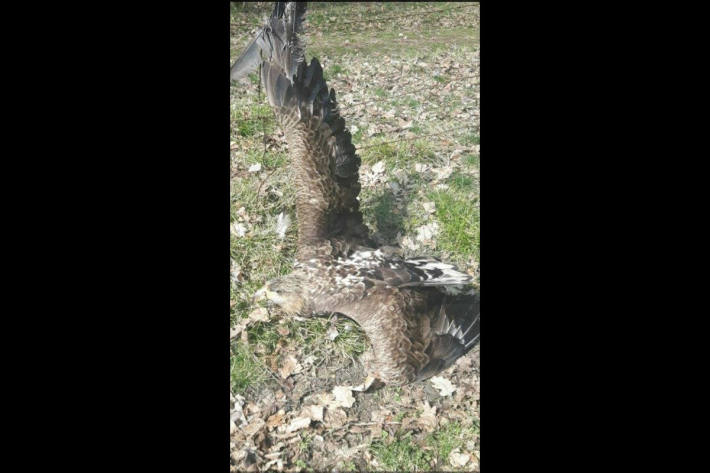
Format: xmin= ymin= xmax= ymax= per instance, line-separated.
xmin=255 ymin=166 xmax=279 ymax=198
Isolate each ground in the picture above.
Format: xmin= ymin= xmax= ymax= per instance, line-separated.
xmin=230 ymin=3 xmax=480 ymax=471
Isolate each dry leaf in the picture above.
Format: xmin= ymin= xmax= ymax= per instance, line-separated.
xmin=432 ymin=166 xmax=453 ymax=180
xmin=231 ymin=222 xmax=247 ymax=237
xmin=415 ymin=222 xmax=439 ymax=242
xmin=242 ymin=418 xmax=265 ymax=437
xmin=248 ymin=307 xmax=269 ymax=322
xmin=449 ymin=448 xmax=471 ymax=467
xmin=430 ymin=376 xmax=456 ymax=397
xmin=278 ymin=354 xmax=303 ymax=379
xmin=418 ymin=401 xmax=437 ymax=432
xmin=331 ymin=386 xmax=356 ymax=408
xmin=231 ymin=400 xmax=247 ymax=428
xmin=266 ymin=410 xmax=285 ymax=429
xmin=351 ymin=374 xmax=376 ymax=392
xmin=326 ymin=324 xmax=339 ymax=341
xmin=371 ymin=160 xmax=386 ymax=174
xmin=303 ymin=404 xmax=324 ymax=422
xmin=230 ymin=326 xmax=242 ymax=339
xmin=248 ymin=163 xmax=261 ymax=173
xmin=276 ymin=325 xmax=290 ymax=337
xmin=285 ymin=416 xmax=311 ymax=433
xmin=324 ymin=407 xmax=347 ymax=429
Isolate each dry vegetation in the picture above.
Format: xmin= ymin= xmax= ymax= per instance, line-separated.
xmin=230 ymin=3 xmax=480 ymax=471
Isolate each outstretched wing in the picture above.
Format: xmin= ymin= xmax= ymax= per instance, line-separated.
xmin=331 ymin=288 xmax=479 ymax=385
xmin=336 ymin=248 xmax=474 ymax=288
xmin=232 ymin=2 xmax=370 ymax=253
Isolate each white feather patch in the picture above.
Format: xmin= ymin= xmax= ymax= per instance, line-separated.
xmin=275 ymin=212 xmax=291 ymax=239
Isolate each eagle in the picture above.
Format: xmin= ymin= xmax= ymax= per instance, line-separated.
xmin=232 ymin=2 xmax=480 ymax=386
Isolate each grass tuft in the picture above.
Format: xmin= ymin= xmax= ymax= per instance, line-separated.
xmin=429 ymin=191 xmax=479 ymax=263
xmin=231 ymin=343 xmax=267 ymax=393
xmin=370 ymin=430 xmax=432 ymax=471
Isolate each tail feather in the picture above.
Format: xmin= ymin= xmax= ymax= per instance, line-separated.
xmin=417 ymin=292 xmax=480 ymax=381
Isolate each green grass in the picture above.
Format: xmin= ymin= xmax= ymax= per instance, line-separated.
xmin=338 ymin=460 xmax=357 ymax=472
xmin=448 ymin=170 xmax=475 ymax=192
xmin=370 ymin=430 xmax=432 ymax=471
xmin=359 ymin=138 xmax=437 ymax=169
xmin=231 ymin=103 xmax=276 ymax=138
xmin=324 ymin=63 xmax=345 ymax=81
xmin=464 ymin=153 xmax=480 ymax=167
xmin=351 ymin=127 xmax=363 ymax=144
xmin=429 ymin=191 xmax=480 ymax=263
xmin=462 ymin=132 xmax=480 ymax=145
xmin=427 ymin=420 xmax=479 ymax=466
xmin=244 ymin=150 xmax=287 ymax=169
xmin=370 ymin=421 xmax=479 ymax=471
xmin=231 ymin=343 xmax=267 ymax=393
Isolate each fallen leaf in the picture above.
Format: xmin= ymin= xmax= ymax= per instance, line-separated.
xmin=242 ymin=418 xmax=265 ymax=437
xmin=303 ymin=404 xmax=324 ymax=422
xmin=331 ymin=386 xmax=356 ymax=408
xmin=248 ymin=163 xmax=261 ymax=173
xmin=430 ymin=376 xmax=456 ymax=397
xmin=276 ymin=325 xmax=290 ymax=337
xmin=324 ymin=407 xmax=347 ymax=429
xmin=231 ymin=222 xmax=247 ymax=237
xmin=248 ymin=307 xmax=269 ymax=323
xmin=285 ymin=416 xmax=311 ymax=433
xmin=432 ymin=166 xmax=453 ymax=180
xmin=370 ymin=408 xmax=392 ymax=424
xmin=231 ymin=401 xmax=247 ymax=428
xmin=266 ymin=410 xmax=285 ymax=429
xmin=422 ymin=201 xmax=436 ymax=214
xmin=371 ymin=160 xmax=386 ymax=174
xmin=278 ymin=354 xmax=303 ymax=379
xmin=326 ymin=324 xmax=339 ymax=341
xmin=351 ymin=374 xmax=376 ymax=392
xmin=415 ymin=222 xmax=439 ymax=242
xmin=418 ymin=401 xmax=437 ymax=432
xmin=449 ymin=448 xmax=471 ymax=467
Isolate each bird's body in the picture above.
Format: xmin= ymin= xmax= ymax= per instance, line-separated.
xmin=234 ymin=2 xmax=479 ymax=385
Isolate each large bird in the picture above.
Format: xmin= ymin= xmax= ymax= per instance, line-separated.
xmin=233 ymin=2 xmax=480 ymax=386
